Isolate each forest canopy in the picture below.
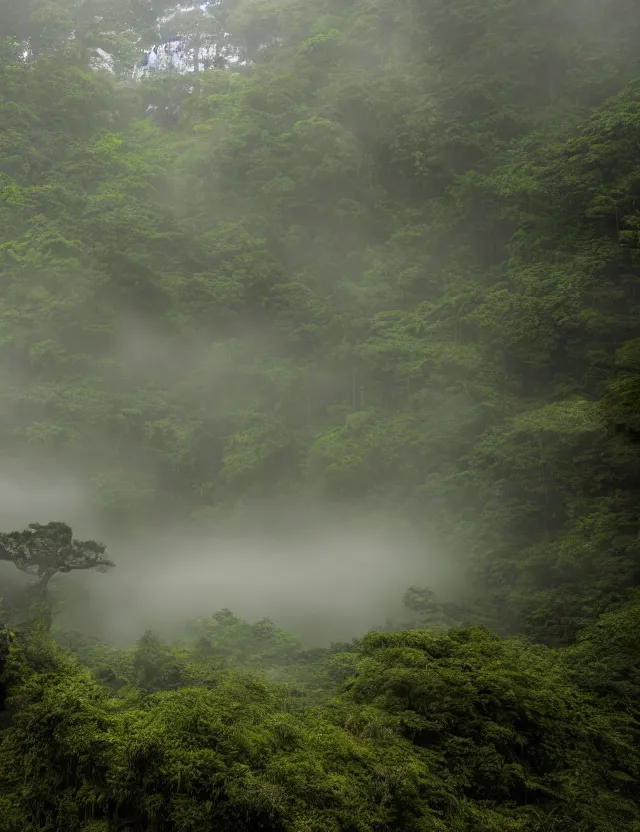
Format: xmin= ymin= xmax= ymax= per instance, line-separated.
xmin=1 ymin=0 xmax=640 ymax=829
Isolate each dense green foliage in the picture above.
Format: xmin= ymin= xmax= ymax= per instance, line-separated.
xmin=1 ymin=0 xmax=640 ymax=828
xmin=1 ymin=618 xmax=639 ymax=832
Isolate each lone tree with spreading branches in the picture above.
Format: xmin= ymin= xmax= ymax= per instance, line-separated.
xmin=0 ymin=522 xmax=115 ymax=596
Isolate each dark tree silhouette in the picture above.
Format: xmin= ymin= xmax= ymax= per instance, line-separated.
xmin=0 ymin=522 xmax=115 ymax=595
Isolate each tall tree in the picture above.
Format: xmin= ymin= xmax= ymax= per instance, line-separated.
xmin=0 ymin=522 xmax=114 ymax=595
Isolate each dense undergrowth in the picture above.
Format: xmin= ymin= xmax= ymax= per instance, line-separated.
xmin=1 ymin=608 xmax=639 ymax=832
xmin=1 ymin=0 xmax=640 ymax=828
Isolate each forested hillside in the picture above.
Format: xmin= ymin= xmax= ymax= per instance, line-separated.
xmin=1 ymin=0 xmax=640 ymax=829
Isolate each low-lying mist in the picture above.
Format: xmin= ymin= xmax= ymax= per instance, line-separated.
xmin=0 ymin=467 xmax=459 ymax=645
xmin=57 ymin=504 xmax=458 ymax=646
xmin=0 ymin=312 xmax=463 ymax=646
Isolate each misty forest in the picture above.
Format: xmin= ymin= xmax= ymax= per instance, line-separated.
xmin=1 ymin=0 xmax=640 ymax=829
